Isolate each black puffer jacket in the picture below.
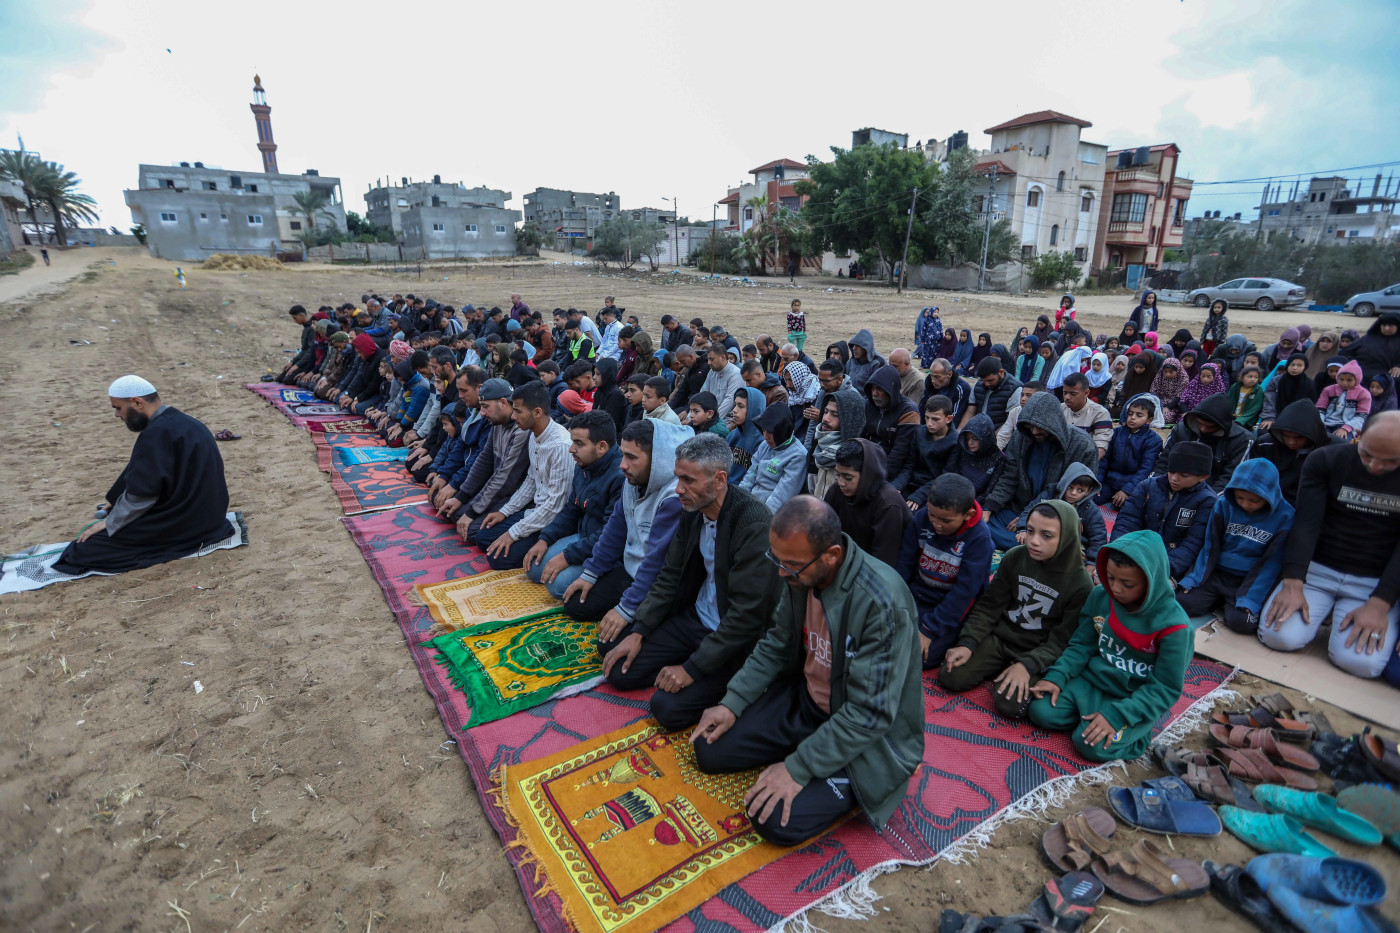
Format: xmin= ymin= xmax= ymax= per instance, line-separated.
xmin=969 ymin=370 xmax=1023 ymax=428
xmin=1246 ymin=398 xmax=1339 ymax=506
xmin=1343 ymin=311 xmax=1400 ymax=381
xmin=1154 ymin=393 xmax=1254 ymax=493
xmin=862 ymin=365 xmax=920 ymax=490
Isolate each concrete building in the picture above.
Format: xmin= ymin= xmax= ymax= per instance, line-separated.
xmin=1093 ymin=143 xmax=1193 ymax=275
xmin=0 ymin=177 xmax=24 ymax=254
xmin=124 ymin=162 xmax=346 ymax=261
xmin=625 ymin=206 xmax=676 ymax=226
xmin=523 ymin=188 xmax=620 ymax=245
xmin=969 ymin=111 xmax=1107 ymax=273
xmin=652 ymin=223 xmax=723 ymax=266
xmin=363 ymin=177 xmax=518 ymax=258
xmin=719 ymin=158 xmax=811 ymax=233
xmin=364 ymin=177 xmax=510 ymax=237
xmin=852 ymin=127 xmax=909 ymax=148
xmin=1254 ymin=175 xmax=1399 ymax=244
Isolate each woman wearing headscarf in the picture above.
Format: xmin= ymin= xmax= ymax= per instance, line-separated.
xmin=915 ymin=307 xmax=943 ymax=368
xmin=1171 ymin=361 xmax=1225 ymax=419
xmin=1054 ymin=319 xmax=1085 ymax=355
xmin=1128 ymin=290 xmax=1160 ymax=333
xmin=1118 ymin=350 xmax=1161 ymax=413
xmin=1369 ymin=373 xmax=1398 ymax=416
xmin=1085 ymin=351 xmax=1112 ymax=404
xmin=1118 ymin=320 xmax=1142 ymax=348
xmin=951 ymin=329 xmax=975 ymax=375
xmin=1304 ymin=330 xmax=1340 ymax=378
xmin=1104 ymin=356 xmax=1132 ymax=418
xmin=1150 ymin=358 xmax=1190 ymax=422
xmin=1257 ymin=352 xmax=1317 ymax=430
xmin=1142 ymin=331 xmax=1160 ymax=353
xmin=937 ymin=326 xmax=959 ymax=362
xmin=990 ymin=342 xmax=1017 ymax=374
xmin=1031 ymin=315 xmax=1052 ymax=342
xmin=1013 ymin=335 xmax=1047 ymax=384
xmin=1177 ymin=347 xmax=1200 ymax=381
xmin=1339 ymin=328 xmax=1360 ymax=351
xmin=1166 ymin=328 xmax=1192 ymax=359
xmin=1045 ymin=344 xmax=1093 ymax=391
xmin=1294 ymin=324 xmax=1313 ymax=351
xmin=969 ymin=332 xmax=993 ymax=371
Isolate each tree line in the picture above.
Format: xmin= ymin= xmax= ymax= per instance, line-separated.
xmin=0 ymin=149 xmax=100 ymax=248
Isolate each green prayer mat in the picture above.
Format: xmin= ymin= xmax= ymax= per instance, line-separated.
xmin=425 ymin=609 xmax=603 ymax=727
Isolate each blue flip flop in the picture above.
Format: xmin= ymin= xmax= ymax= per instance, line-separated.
xmin=1108 ymin=781 xmax=1222 ymax=836
xmin=1247 ymin=853 xmax=1386 ymax=906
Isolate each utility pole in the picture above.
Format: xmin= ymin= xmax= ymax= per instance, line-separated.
xmin=673 ymin=196 xmax=679 ymax=268
xmin=977 ymin=166 xmax=999 ymax=291
xmin=710 ymin=202 xmax=717 ymax=274
xmin=1255 ymin=180 xmax=1270 ymax=241
xmin=897 ymin=187 xmax=919 ymax=294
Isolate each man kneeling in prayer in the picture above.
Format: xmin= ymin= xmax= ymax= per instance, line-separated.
xmin=690 ymin=495 xmax=924 ymax=846
xmin=54 ymin=376 xmax=232 ymax=574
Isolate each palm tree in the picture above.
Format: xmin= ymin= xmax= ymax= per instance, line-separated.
xmin=0 ymin=149 xmax=48 ymax=244
xmin=33 ymin=162 xmax=99 ymax=247
xmin=742 ymin=194 xmax=771 ymax=274
xmin=290 ymin=189 xmax=335 ymax=234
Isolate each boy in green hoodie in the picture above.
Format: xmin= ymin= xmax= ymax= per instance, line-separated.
xmin=1028 ymin=531 xmax=1191 ymax=762
xmin=939 ymin=499 xmax=1092 ymax=719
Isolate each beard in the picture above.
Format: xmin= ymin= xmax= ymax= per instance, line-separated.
xmin=123 ymin=409 xmax=150 ymax=432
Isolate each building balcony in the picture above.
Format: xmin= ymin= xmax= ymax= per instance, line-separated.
xmin=1112 ymin=168 xmax=1159 ymax=183
xmin=976 ymin=211 xmax=1006 ymax=224
xmin=1108 ymin=220 xmax=1144 ymax=233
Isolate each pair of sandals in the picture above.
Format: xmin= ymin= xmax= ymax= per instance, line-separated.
xmin=1042 ymin=803 xmax=1210 ymax=905
xmin=1211 ymin=691 xmax=1334 ymax=744
xmin=214 ymin=429 xmax=241 ymax=441
xmin=939 ymin=873 xmax=1106 ymax=932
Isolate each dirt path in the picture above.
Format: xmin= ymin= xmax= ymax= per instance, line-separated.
xmin=0 ymin=256 xmax=1394 ymax=932
xmin=0 ymin=246 xmax=147 ymax=304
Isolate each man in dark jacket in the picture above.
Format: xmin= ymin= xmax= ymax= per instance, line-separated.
xmin=691 ymin=495 xmax=924 ymax=846
xmin=660 ymin=315 xmax=693 ymax=353
xmin=668 ymin=345 xmax=708 ymax=415
xmin=845 ymin=329 xmax=887 ymax=392
xmin=277 ymin=305 xmax=314 ymax=383
xmin=984 ymin=392 xmax=1098 ymax=550
xmin=822 ymin=438 xmax=910 ymax=567
xmin=1154 ymin=393 xmax=1253 ymax=493
xmin=523 ymin=410 xmax=626 ymax=598
xmin=921 ymin=359 xmax=971 ymax=423
xmin=1247 ymin=398 xmax=1339 ymax=506
xmin=599 ymin=433 xmax=779 ymax=731
xmin=861 ymin=364 xmax=920 ymax=487
xmin=592 ymin=357 xmax=628 ymax=435
xmin=963 ymin=356 xmax=1022 ymax=429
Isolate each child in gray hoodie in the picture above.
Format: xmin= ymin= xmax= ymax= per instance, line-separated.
xmin=1015 ymin=462 xmax=1108 ymax=565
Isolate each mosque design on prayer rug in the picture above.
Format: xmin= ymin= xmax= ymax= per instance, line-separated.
xmin=305 ymin=418 xmax=376 ymax=434
xmin=414 ymin=569 xmax=560 ymax=632
xmin=426 ymin=609 xmax=603 ymax=727
xmin=291 ymin=403 xmax=346 ymax=417
xmin=501 ymin=723 xmax=791 ymax=933
xmin=329 ymin=460 xmax=430 ymax=515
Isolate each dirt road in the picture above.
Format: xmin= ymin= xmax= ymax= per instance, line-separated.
xmin=0 ymin=253 xmax=1392 ymax=932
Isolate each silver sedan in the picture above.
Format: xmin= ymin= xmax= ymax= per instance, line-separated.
xmin=1189 ymin=277 xmax=1307 ymax=311
xmin=1345 ymin=283 xmax=1400 ymax=317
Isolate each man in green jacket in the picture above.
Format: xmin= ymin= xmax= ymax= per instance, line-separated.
xmin=600 ymin=433 xmax=779 ymax=731
xmin=691 ymin=495 xmax=925 ymax=846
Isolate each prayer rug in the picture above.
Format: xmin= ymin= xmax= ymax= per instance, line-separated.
xmin=330 ymin=460 xmax=429 ymax=515
xmin=337 ymin=446 xmax=410 ymax=466
xmin=426 ymin=609 xmax=603 ymax=727
xmin=280 ymin=388 xmax=315 ymax=403
xmin=305 ymin=418 xmax=376 ymax=434
xmin=292 ymin=403 xmax=346 ymax=417
xmin=500 ymin=722 xmax=788 ymax=933
xmin=414 ymin=569 xmax=560 ymax=632
xmin=1 ymin=512 xmax=249 ymax=595
xmin=312 ymin=432 xmax=386 ymax=472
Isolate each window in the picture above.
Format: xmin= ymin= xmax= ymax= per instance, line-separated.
xmin=1349 ymin=229 xmax=1360 ymax=237
xmin=202 ymin=181 xmax=217 ymax=191
xmin=1021 ymin=244 xmax=1036 ymax=260
xmin=230 ymin=175 xmax=243 ymax=189
xmin=159 ymin=211 xmax=177 ymax=222
xmin=248 ymin=184 xmax=258 ymax=193
xmin=1320 ymin=192 xmax=1327 ymax=202
xmin=1110 ymin=193 xmax=1149 ymax=223
xmin=1157 ymin=182 xmax=1165 ymax=198
xmin=464 ymin=224 xmax=478 ymax=233
xmin=248 ymin=214 xmax=263 ymax=225
xmin=220 ymin=213 xmax=228 ymax=221
xmin=1049 ymin=224 xmax=1059 ymax=246
xmin=1310 ymin=193 xmax=1317 ymax=202
xmin=1056 ymin=171 xmax=1065 ymax=192
xmin=1080 ymin=194 xmax=1093 ymax=212
xmin=1026 ymin=189 xmax=1041 ymax=207
xmin=744 ymin=207 xmax=753 ymax=220
xmin=1073 ymin=246 xmax=1087 ymax=261
xmin=432 ymin=223 xmax=445 ymax=232
xmin=199 ymin=213 xmax=208 ymax=221
xmin=289 ymin=221 xmax=302 ymax=231
xmin=1149 ymin=225 xmax=1157 ymax=245
xmin=397 ymin=198 xmax=409 ymax=207
xmin=431 ymin=196 xmax=441 ymax=207
xmin=162 ymin=179 xmax=175 ymax=188
xmin=494 ymin=224 xmax=507 ymax=234
xmin=1267 ymin=209 xmax=1281 ymax=216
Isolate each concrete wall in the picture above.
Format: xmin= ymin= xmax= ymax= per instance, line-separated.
xmin=126 ymin=189 xmax=282 ymax=260
xmin=398 ymin=205 xmax=521 ymax=259
xmin=906 ymin=260 xmax=1026 ymax=292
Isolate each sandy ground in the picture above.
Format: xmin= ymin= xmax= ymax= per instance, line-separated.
xmin=1 ymin=250 xmax=1394 ymax=933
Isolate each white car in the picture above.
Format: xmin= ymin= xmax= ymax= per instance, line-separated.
xmin=1188 ymin=277 xmax=1307 ymax=311
xmin=1344 ymin=283 xmax=1400 ymax=317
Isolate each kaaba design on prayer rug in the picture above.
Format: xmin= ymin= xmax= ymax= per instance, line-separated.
xmin=414 ymin=568 xmax=560 ymax=632
xmin=502 ymin=722 xmax=789 ymax=933
xmin=426 ymin=609 xmax=603 ymax=726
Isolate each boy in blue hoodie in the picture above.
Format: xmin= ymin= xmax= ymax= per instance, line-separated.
xmin=1176 ymin=458 xmax=1293 ymax=634
xmin=1111 ymin=441 xmax=1216 ymax=583
xmin=1015 ymin=462 xmax=1107 ymax=565
xmin=1030 ymin=532 xmax=1191 ymax=762
xmin=896 ymin=474 xmax=995 ymax=669
xmin=1097 ymin=396 xmax=1164 ymax=507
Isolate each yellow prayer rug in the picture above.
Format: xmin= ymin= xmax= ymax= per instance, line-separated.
xmin=502 ymin=722 xmax=793 ymax=933
xmin=413 ymin=569 xmax=559 ymax=631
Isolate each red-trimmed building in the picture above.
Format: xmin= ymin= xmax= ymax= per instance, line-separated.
xmin=720 ymin=158 xmax=810 ymax=233
xmin=1093 ymin=143 xmax=1192 ymax=273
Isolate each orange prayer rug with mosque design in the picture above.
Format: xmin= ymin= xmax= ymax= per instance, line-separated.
xmin=501 ymin=722 xmax=797 ymax=933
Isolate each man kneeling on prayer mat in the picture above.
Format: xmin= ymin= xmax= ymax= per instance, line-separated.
xmin=54 ymin=376 xmax=232 ymax=575
xmin=691 ymin=495 xmax=924 ymax=846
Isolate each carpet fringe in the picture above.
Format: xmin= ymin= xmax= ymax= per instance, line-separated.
xmin=404 ymin=586 xmax=427 ymax=608
xmin=768 ymin=667 xmax=1241 ymax=933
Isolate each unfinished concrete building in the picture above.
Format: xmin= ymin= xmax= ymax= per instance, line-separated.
xmin=522 ymin=188 xmax=620 ymax=244
xmin=364 ymin=176 xmax=518 ymax=259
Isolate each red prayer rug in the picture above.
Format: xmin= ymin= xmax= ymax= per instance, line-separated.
xmin=346 ymin=508 xmax=1235 ymax=933
xmin=329 ymin=459 xmax=430 ymax=515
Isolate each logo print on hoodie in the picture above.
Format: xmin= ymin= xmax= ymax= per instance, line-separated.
xmin=1006 ymin=576 xmax=1058 ymax=631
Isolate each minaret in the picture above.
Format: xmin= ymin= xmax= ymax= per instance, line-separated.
xmin=250 ymin=74 xmax=279 ymax=174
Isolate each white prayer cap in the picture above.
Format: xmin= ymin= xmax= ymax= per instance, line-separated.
xmin=107 ymin=374 xmax=158 ymax=398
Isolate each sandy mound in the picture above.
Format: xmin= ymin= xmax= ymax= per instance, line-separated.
xmin=203 ymin=253 xmax=284 ymax=271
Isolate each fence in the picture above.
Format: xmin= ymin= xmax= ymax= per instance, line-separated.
xmin=906 ymin=260 xmax=1027 ymax=292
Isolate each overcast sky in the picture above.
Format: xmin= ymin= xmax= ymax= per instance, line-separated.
xmin=4 ymin=0 xmax=1398 ymax=230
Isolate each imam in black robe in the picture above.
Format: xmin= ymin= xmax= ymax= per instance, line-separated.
xmin=54 ymin=407 xmax=233 ymax=574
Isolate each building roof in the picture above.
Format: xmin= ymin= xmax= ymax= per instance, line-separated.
xmin=717 ymin=192 xmax=739 ymax=205
xmin=973 ymin=159 xmax=1018 ymax=177
xmin=748 ymin=158 xmax=806 ymax=175
xmin=984 ymin=110 xmax=1092 ymax=134
xmin=1107 ymin=143 xmax=1180 ymax=156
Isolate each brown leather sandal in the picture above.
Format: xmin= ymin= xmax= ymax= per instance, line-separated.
xmin=1361 ymin=726 xmax=1400 ymax=783
xmin=1208 ymin=747 xmax=1318 ymax=791
xmin=1208 ymin=725 xmax=1320 ymax=771
xmin=1091 ymin=839 xmax=1209 ymax=905
xmin=1212 ymin=706 xmax=1314 ymax=743
xmin=1042 ymin=807 xmax=1118 ymax=872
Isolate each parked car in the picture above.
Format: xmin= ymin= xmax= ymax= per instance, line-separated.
xmin=1188 ymin=277 xmax=1307 ymax=311
xmin=1345 ymin=283 xmax=1400 ymax=317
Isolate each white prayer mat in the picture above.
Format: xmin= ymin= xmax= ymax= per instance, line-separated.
xmin=0 ymin=512 xmax=248 ymax=595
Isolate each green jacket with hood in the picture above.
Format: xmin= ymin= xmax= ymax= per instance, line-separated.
xmin=720 ymin=534 xmax=924 ymax=828
xmin=1041 ymin=530 xmax=1191 ymax=734
xmin=955 ymin=499 xmax=1093 ymax=678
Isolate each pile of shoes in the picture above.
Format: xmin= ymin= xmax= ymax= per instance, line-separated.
xmin=1207 ymin=854 xmax=1395 ymax=933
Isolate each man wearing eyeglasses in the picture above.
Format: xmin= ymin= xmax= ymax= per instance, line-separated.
xmin=598 ymin=433 xmax=780 ymax=731
xmin=690 ymin=495 xmax=924 ymax=847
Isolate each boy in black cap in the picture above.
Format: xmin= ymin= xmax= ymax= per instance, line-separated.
xmin=1112 ymin=440 xmax=1217 ymax=582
